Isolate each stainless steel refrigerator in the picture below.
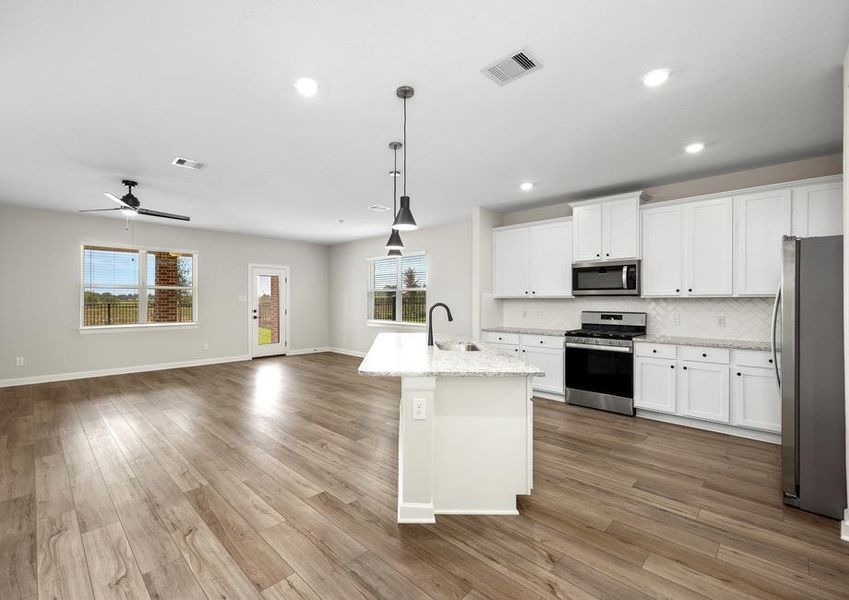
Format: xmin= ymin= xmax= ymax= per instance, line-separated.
xmin=775 ymin=235 xmax=846 ymax=519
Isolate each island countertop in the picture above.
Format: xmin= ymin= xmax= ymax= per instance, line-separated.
xmin=358 ymin=332 xmax=544 ymax=377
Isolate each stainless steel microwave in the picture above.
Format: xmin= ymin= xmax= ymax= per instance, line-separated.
xmin=572 ymin=259 xmax=640 ymax=296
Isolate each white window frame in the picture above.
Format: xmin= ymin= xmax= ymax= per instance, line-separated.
xmin=366 ymin=252 xmax=427 ymax=328
xmin=79 ymin=243 xmax=199 ymax=331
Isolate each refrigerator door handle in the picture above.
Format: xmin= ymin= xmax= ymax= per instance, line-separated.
xmin=771 ymin=281 xmax=781 ymax=386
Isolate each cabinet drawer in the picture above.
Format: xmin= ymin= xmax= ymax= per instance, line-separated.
xmin=481 ymin=331 xmax=520 ymax=345
xmin=635 ymin=343 xmax=676 ymax=359
xmin=491 ymin=343 xmax=521 ymax=358
xmin=732 ymin=349 xmax=776 ymax=369
xmin=520 ymin=334 xmax=564 ymax=349
xmin=678 ymin=346 xmax=730 ymax=365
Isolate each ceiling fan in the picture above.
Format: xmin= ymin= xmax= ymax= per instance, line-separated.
xmin=79 ymin=180 xmax=190 ymax=221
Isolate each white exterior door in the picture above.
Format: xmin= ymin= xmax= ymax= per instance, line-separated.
xmin=733 ymin=190 xmax=791 ymax=296
xmin=641 ymin=205 xmax=683 ymax=297
xmin=522 ymin=347 xmax=564 ymax=394
xmin=685 ymin=197 xmax=733 ymax=296
xmin=493 ymin=228 xmax=530 ymax=297
xmin=791 ymin=181 xmax=843 ymax=237
xmin=731 ymin=366 xmax=781 ymax=432
xmin=634 ymin=357 xmax=677 ymax=413
xmin=250 ymin=266 xmax=287 ymax=357
xmin=602 ymin=197 xmax=639 ymax=260
xmin=677 ymin=361 xmax=730 ymax=423
xmin=572 ymin=204 xmax=603 ymax=262
xmin=529 ymin=221 xmax=572 ymax=297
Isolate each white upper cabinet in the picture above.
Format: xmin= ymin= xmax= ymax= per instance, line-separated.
xmin=791 ymin=180 xmax=843 ymax=238
xmin=602 ymin=197 xmax=640 ymax=260
xmin=493 ymin=227 xmax=529 ymax=297
xmin=685 ymin=197 xmax=733 ymax=296
xmin=641 ymin=205 xmax=684 ymax=297
xmin=733 ymin=189 xmax=791 ymax=296
xmin=493 ymin=219 xmax=571 ymax=298
xmin=571 ymin=193 xmax=642 ymax=262
xmin=572 ymin=203 xmax=603 ymax=261
xmin=529 ymin=221 xmax=572 ymax=297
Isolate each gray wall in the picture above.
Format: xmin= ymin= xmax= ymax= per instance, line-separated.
xmin=0 ymin=206 xmax=330 ymax=382
xmin=329 ymin=218 xmax=473 ymax=354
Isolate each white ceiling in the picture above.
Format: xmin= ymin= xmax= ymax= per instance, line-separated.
xmin=1 ymin=0 xmax=847 ymax=243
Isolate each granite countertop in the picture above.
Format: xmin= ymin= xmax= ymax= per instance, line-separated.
xmin=358 ymin=332 xmax=545 ymax=378
xmin=635 ymin=335 xmax=771 ymax=352
xmin=482 ymin=326 xmax=568 ymax=337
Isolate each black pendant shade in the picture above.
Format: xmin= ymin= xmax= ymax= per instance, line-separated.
xmin=386 ymin=140 xmax=404 ymax=255
xmin=392 ymin=196 xmax=417 ymax=231
xmin=385 ymin=228 xmax=404 ymax=251
xmin=387 ymin=248 xmax=402 ymax=256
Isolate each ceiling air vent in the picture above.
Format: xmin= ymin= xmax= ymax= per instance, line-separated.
xmin=368 ymin=204 xmax=390 ymax=212
xmin=171 ymin=156 xmax=206 ymax=170
xmin=482 ymin=49 xmax=542 ymax=86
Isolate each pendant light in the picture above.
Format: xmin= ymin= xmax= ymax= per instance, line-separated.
xmin=385 ymin=141 xmax=404 ymax=254
xmin=392 ymin=85 xmax=418 ymax=231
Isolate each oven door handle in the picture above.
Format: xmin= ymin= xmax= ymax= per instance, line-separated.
xmin=566 ymin=342 xmax=632 ymax=353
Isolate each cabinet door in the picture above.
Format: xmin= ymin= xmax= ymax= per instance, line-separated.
xmin=791 ymin=181 xmax=843 ymax=237
xmin=522 ymin=347 xmax=564 ymax=395
xmin=641 ymin=205 xmax=683 ymax=296
xmin=634 ymin=357 xmax=677 ymax=413
xmin=572 ymin=204 xmax=603 ymax=262
xmin=685 ymin=197 xmax=733 ymax=296
xmin=602 ymin=197 xmax=639 ymax=259
xmin=731 ymin=366 xmax=780 ymax=432
xmin=529 ymin=220 xmax=572 ymax=296
xmin=677 ymin=361 xmax=730 ymax=423
xmin=493 ymin=227 xmax=529 ymax=297
xmin=733 ymin=190 xmax=791 ymax=296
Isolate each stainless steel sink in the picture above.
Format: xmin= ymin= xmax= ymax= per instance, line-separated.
xmin=435 ymin=341 xmax=481 ymax=352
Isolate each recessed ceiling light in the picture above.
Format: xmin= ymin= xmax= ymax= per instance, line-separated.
xmin=294 ymin=77 xmax=319 ymax=97
xmin=642 ymin=68 xmax=672 ymax=87
xmin=337 ymin=218 xmax=345 ymax=223
xmin=520 ymin=181 xmax=534 ymax=192
xmin=369 ymin=204 xmax=390 ymax=212
xmin=684 ymin=142 xmax=705 ymax=154
xmin=172 ymin=156 xmax=206 ymax=170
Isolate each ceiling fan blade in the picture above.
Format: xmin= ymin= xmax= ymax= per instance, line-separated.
xmin=104 ymin=192 xmax=129 ymax=207
xmin=78 ymin=207 xmax=123 ymax=213
xmin=136 ymin=207 xmax=191 ymax=222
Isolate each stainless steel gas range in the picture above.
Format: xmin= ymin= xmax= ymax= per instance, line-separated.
xmin=563 ymin=311 xmax=647 ymax=416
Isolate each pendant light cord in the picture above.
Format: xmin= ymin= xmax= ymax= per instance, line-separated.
xmin=393 ymin=146 xmax=398 ymax=217
xmin=403 ymin=97 xmax=407 ymax=196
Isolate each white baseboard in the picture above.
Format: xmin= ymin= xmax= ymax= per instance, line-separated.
xmin=0 ymin=355 xmax=250 ymax=388
xmin=636 ymin=410 xmax=781 ymax=444
xmin=327 ymin=347 xmax=366 ymax=358
xmin=842 ymin=509 xmax=849 ymax=542
xmin=434 ymin=508 xmax=519 ymax=516
xmin=286 ymin=346 xmax=332 ymax=356
xmin=397 ymin=501 xmax=435 ymax=524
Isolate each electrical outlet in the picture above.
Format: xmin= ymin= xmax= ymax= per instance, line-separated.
xmin=15 ymin=356 xmax=24 ymax=367
xmin=238 ymin=294 xmax=247 ymax=302
xmin=672 ymin=314 xmax=680 ymax=327
xmin=202 ymin=342 xmax=210 ymax=350
xmin=717 ymin=315 xmax=726 ymax=328
xmin=412 ymin=398 xmax=427 ymax=420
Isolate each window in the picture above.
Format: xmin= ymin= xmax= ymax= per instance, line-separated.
xmin=81 ymin=245 xmax=197 ymax=328
xmin=368 ymin=253 xmax=427 ymax=325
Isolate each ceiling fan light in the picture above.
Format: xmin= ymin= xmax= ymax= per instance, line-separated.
xmin=392 ymin=196 xmax=417 ymax=231
xmin=385 ymin=228 xmax=404 ymax=250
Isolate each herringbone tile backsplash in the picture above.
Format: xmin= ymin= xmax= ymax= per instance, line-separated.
xmin=501 ymin=297 xmax=774 ymax=341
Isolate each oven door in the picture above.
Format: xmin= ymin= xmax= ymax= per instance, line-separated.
xmin=572 ymin=260 xmax=640 ymax=296
xmin=565 ymin=342 xmax=634 ymax=415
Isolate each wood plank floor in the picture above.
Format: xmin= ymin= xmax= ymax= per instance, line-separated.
xmin=1 ymin=352 xmax=848 ymax=599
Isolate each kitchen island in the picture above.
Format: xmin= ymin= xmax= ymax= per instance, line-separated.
xmin=359 ymin=332 xmax=543 ymax=523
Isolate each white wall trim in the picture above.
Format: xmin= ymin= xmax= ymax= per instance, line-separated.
xmin=0 ymin=355 xmax=250 ymax=389
xmin=327 ymin=347 xmax=367 ymax=358
xmin=286 ymin=347 xmax=332 ymax=356
xmin=636 ymin=409 xmax=781 ymax=444
xmin=397 ymin=501 xmax=435 ymax=524
xmin=842 ymin=509 xmax=849 ymax=542
xmin=433 ymin=508 xmax=519 ymax=516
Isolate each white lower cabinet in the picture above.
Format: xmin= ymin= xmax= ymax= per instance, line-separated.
xmin=677 ymin=361 xmax=730 ymax=423
xmin=634 ymin=357 xmax=676 ymax=413
xmin=522 ymin=346 xmax=564 ymax=395
xmin=731 ymin=366 xmax=781 ymax=432
xmin=634 ymin=343 xmax=779 ymax=438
